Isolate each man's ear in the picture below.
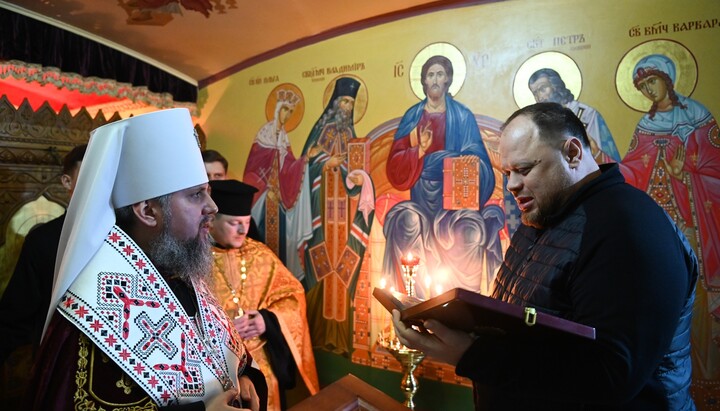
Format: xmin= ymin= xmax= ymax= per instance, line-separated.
xmin=563 ymin=137 xmax=584 ymax=168
xmin=60 ymin=174 xmax=73 ymax=191
xmin=132 ymin=200 xmax=161 ymax=228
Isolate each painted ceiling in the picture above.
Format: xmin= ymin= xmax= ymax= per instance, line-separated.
xmin=0 ymin=0 xmax=480 ymax=115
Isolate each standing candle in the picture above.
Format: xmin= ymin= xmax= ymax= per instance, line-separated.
xmin=400 ymin=252 xmax=420 ymax=297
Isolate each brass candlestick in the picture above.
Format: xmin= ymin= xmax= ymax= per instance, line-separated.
xmin=377 ymin=334 xmax=426 ymax=410
xmin=377 ymin=252 xmax=425 ymax=410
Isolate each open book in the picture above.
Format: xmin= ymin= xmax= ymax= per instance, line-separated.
xmin=373 ymin=287 xmax=595 ymax=340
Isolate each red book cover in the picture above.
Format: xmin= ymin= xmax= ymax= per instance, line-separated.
xmin=348 ymin=138 xmax=369 ymax=172
xmin=442 ymin=156 xmax=480 ymax=210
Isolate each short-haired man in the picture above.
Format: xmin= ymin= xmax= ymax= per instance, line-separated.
xmin=30 ymin=110 xmax=265 ymax=411
xmin=0 ymin=144 xmax=86 ymax=409
xmin=207 ymin=179 xmax=319 ymax=411
xmin=393 ymin=102 xmax=697 ymax=409
xmin=202 ymin=148 xmax=262 ymax=243
xmin=203 ymin=149 xmax=230 ymax=181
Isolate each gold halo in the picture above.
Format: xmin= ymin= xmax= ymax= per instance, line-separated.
xmin=615 ymin=39 xmax=697 ymax=112
xmin=513 ymin=51 xmax=582 ymax=108
xmin=264 ymin=83 xmax=305 ymax=132
xmin=409 ymin=42 xmax=467 ymax=100
xmin=322 ymin=74 xmax=368 ymax=124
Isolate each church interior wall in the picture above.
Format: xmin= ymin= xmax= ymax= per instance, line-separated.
xmin=198 ymin=0 xmax=720 ymax=408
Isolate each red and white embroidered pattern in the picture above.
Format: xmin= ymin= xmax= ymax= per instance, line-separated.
xmin=58 ymin=227 xmax=246 ymax=406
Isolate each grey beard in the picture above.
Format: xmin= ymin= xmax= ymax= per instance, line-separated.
xmin=147 ymin=222 xmax=213 ymax=286
xmin=547 ymin=91 xmax=572 ymax=105
xmin=333 ymin=108 xmax=353 ymax=133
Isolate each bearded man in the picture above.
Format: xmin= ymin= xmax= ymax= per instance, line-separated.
xmin=29 ymin=109 xmax=266 ymax=411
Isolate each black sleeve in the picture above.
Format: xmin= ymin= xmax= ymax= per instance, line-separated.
xmin=241 ymin=360 xmax=268 ymax=411
xmin=0 ymin=224 xmax=57 ymax=364
xmin=258 ymin=309 xmax=297 ymax=390
xmin=456 ymin=192 xmax=695 ymax=404
xmin=0 ymin=242 xmax=37 ymax=364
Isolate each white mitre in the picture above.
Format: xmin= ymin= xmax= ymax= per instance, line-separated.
xmin=43 ymin=108 xmax=208 ymax=338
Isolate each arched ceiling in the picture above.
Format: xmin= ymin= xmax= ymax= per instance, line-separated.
xmin=0 ymin=0 xmax=482 ymax=86
xmin=0 ymin=0 xmax=488 ymax=116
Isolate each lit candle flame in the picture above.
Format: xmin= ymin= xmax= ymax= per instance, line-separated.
xmin=437 ymin=267 xmax=449 ymax=282
xmin=402 ymin=251 xmax=419 ymax=266
xmin=379 ymin=277 xmax=387 ymax=289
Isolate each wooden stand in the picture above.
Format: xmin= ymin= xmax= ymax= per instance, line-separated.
xmin=289 ymin=374 xmax=409 ymax=411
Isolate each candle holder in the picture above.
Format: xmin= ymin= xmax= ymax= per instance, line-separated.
xmin=377 ymin=329 xmax=426 ymax=410
xmin=400 ymin=253 xmax=420 ymax=297
xmin=376 ymin=252 xmax=425 ymax=410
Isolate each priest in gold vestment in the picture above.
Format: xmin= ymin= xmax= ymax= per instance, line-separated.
xmin=208 ymin=179 xmax=319 ymax=410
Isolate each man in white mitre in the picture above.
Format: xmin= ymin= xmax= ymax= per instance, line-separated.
xmin=29 ymin=109 xmax=267 ymax=411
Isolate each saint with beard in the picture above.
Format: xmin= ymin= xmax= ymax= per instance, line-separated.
xmin=528 ymin=68 xmax=621 ymax=164
xmin=384 ymin=55 xmax=504 ymax=298
xmin=299 ymin=77 xmax=375 ymax=355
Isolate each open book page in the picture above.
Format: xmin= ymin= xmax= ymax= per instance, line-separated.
xmin=372 ymin=287 xmax=425 ymax=313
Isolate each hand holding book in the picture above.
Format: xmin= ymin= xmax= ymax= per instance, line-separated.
xmin=390 ymin=307 xmax=474 ymax=366
xmin=374 ymin=287 xmax=595 ymax=340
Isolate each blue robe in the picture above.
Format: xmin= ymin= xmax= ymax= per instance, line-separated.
xmin=384 ymin=95 xmax=504 ymax=297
